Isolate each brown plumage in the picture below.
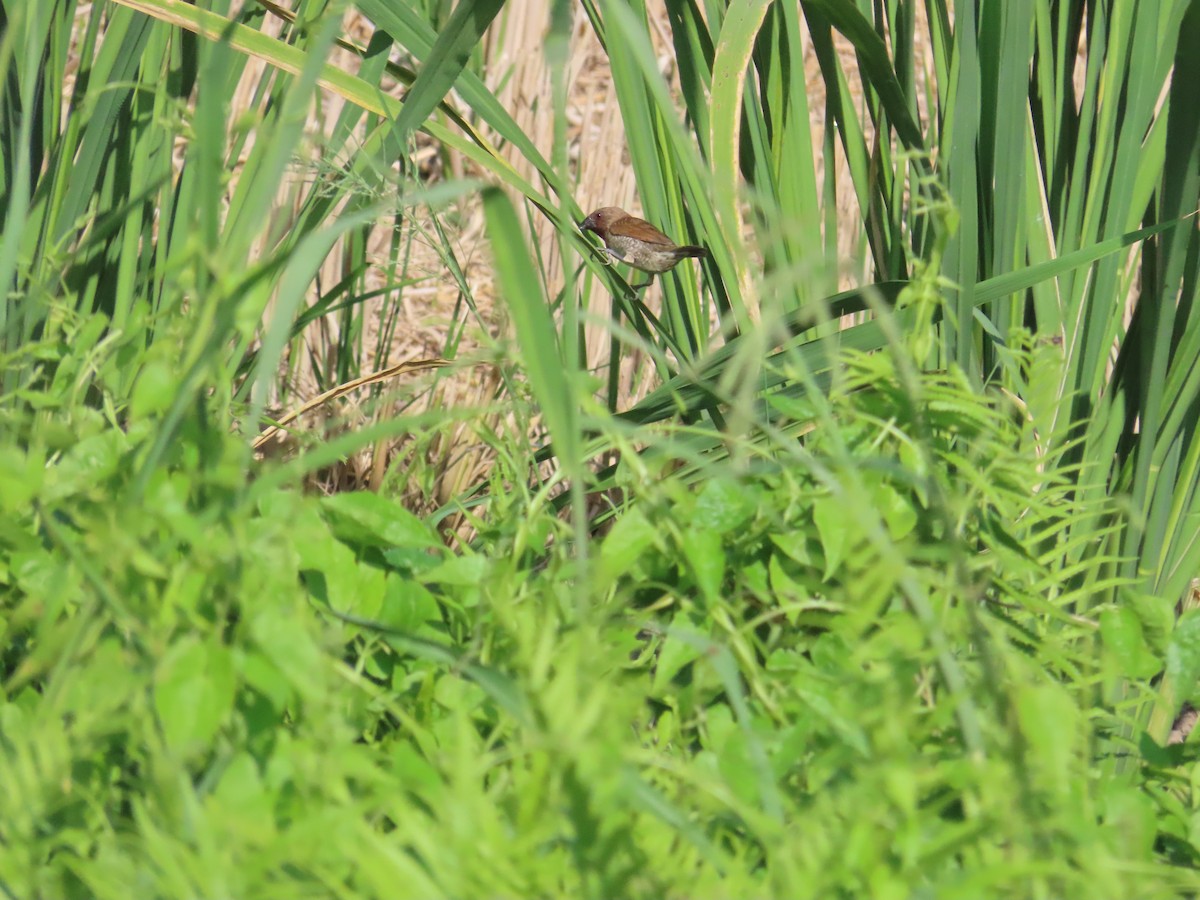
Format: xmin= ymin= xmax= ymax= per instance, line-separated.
xmin=579 ymin=206 xmax=706 ymax=275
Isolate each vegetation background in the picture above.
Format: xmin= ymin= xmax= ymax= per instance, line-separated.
xmin=2 ymin=0 xmax=1199 ymax=897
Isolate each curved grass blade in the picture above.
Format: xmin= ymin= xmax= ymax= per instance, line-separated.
xmin=389 ymin=0 xmax=506 ymax=149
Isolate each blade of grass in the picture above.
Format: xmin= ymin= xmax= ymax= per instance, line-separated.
xmin=482 ymin=187 xmax=588 ymax=563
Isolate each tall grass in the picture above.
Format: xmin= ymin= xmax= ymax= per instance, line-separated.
xmin=2 ymin=0 xmax=1199 ymax=897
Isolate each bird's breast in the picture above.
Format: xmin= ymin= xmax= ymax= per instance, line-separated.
xmin=606 ymin=233 xmax=680 ymax=274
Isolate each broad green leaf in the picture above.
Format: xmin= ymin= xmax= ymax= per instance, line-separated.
xmin=599 ymin=506 xmax=658 ymax=579
xmin=420 ymin=553 xmax=488 ymax=588
xmin=1016 ymin=682 xmax=1078 ymax=797
xmin=813 ymin=493 xmax=854 ymax=580
xmin=682 ymin=528 xmax=725 ymax=604
xmin=653 ymin=617 xmax=702 ymax=692
xmin=153 ymin=638 xmax=236 ymax=754
xmin=693 ymin=476 xmax=758 ymax=534
xmin=1166 ymin=612 xmax=1200 ymax=704
xmin=1100 ymin=607 xmax=1158 ymax=680
xmin=320 ymin=492 xmax=441 ymax=550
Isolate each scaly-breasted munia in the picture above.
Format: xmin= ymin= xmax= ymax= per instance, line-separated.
xmin=579 ymin=207 xmax=706 ymax=276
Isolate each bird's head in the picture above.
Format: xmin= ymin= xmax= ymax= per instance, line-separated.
xmin=579 ymin=207 xmax=629 ymax=239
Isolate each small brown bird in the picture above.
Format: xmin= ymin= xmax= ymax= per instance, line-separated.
xmin=579 ymin=207 xmax=706 ymax=276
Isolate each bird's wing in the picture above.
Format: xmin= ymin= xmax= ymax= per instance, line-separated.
xmin=614 ymin=216 xmax=677 ymax=247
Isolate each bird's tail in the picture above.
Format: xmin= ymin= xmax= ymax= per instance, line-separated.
xmin=678 ymin=245 xmax=706 ymax=258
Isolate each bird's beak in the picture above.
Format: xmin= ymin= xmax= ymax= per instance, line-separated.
xmin=578 ymin=214 xmax=595 ymax=233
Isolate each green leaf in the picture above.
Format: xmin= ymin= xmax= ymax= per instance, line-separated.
xmin=350 ymin=622 xmax=531 ymax=726
xmin=320 ymin=492 xmax=441 ymax=550
xmin=302 ymin=535 xmax=387 ymax=621
xmin=1016 ymin=682 xmax=1078 ymax=796
xmin=0 ymin=446 xmax=43 ymax=513
xmin=693 ymin=477 xmax=758 ymax=534
xmin=1100 ymin=607 xmax=1158 ymax=680
xmin=871 ymin=480 xmax=918 ymax=542
xmin=153 ymin=638 xmax=236 ymax=754
xmin=813 ymin=493 xmax=854 ymax=580
xmin=1166 ymin=611 xmax=1200 ymax=704
xmin=682 ymin=528 xmax=725 ymax=604
xmin=249 ymin=608 xmax=327 ymax=702
xmin=653 ymin=618 xmax=702 ymax=692
xmin=708 ymin=0 xmax=773 ymax=301
xmin=1128 ymin=591 xmax=1174 ymax=656
xmin=482 ymin=187 xmax=586 ymax=530
xmin=42 ymin=431 xmax=128 ymax=502
xmin=377 ymin=574 xmax=442 ymax=633
xmin=599 ymin=506 xmax=658 ymax=579
xmin=714 ymin=731 xmax=760 ymax=808
xmin=129 ymin=357 xmax=178 ymax=420
xmin=801 ymin=0 xmax=924 ymax=151
xmin=390 ymin=0 xmax=506 ymax=146
xmin=211 ymin=752 xmax=274 ymax=836
xmin=421 ymin=553 xmax=488 ymax=588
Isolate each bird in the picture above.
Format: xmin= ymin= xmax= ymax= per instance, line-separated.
xmin=579 ymin=207 xmax=706 ymax=279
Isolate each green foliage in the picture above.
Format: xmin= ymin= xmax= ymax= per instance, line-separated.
xmin=2 ymin=0 xmax=1200 ymax=898
xmin=6 ymin=315 xmax=1199 ymax=897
